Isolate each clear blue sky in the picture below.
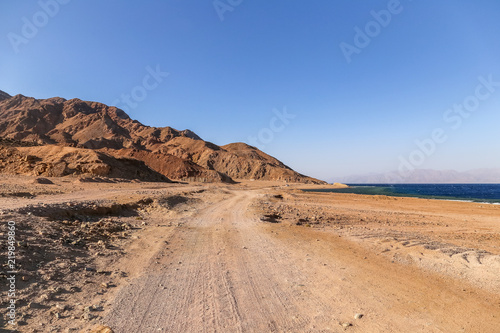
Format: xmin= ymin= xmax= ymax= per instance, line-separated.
xmin=1 ymin=1 xmax=500 ymax=181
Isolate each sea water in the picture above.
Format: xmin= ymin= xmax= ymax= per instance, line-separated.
xmin=304 ymin=184 xmax=500 ymax=203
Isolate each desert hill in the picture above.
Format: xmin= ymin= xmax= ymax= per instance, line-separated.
xmin=0 ymin=140 xmax=168 ymax=182
xmin=0 ymin=91 xmax=324 ymax=183
xmin=0 ymin=90 xmax=11 ymax=101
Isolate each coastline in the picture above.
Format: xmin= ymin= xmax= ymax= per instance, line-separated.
xmin=302 ymin=183 xmax=500 ymax=204
xmin=265 ymin=184 xmax=500 ymax=290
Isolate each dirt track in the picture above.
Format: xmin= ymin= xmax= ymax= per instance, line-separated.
xmin=1 ymin=177 xmax=499 ymax=332
xmin=101 ymin=189 xmax=500 ymax=333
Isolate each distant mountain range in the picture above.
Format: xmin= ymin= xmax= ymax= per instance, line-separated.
xmin=337 ymin=169 xmax=500 ymax=184
xmin=0 ymin=90 xmax=324 ymax=183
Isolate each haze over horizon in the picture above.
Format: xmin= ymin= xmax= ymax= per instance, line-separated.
xmin=2 ymin=1 xmax=500 ymax=181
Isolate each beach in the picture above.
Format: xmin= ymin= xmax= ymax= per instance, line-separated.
xmin=1 ymin=176 xmax=499 ymax=332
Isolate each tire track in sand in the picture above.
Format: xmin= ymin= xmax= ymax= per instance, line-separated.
xmin=104 ymin=189 xmax=500 ymax=333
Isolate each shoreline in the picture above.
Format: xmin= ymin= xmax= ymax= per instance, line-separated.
xmin=260 ymin=185 xmax=500 ymax=290
xmin=301 ymin=183 xmax=500 ymax=204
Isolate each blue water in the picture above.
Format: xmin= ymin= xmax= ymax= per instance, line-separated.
xmin=303 ymin=184 xmax=500 ymax=203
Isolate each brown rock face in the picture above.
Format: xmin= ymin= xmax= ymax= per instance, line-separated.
xmin=0 ymin=92 xmax=324 ymax=183
xmin=90 ymin=325 xmax=114 ymax=333
xmin=0 ymin=90 xmax=11 ymax=101
xmin=0 ymin=142 xmax=169 ymax=182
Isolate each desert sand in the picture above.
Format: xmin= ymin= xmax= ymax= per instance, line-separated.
xmin=1 ymin=176 xmax=499 ymax=332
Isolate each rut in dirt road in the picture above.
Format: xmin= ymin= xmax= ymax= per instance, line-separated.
xmin=105 ymin=192 xmax=323 ymax=332
xmin=104 ymin=190 xmax=500 ymax=333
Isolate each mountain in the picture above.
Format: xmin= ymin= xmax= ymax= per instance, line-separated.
xmin=0 ymin=92 xmax=324 ymax=183
xmin=0 ymin=90 xmax=11 ymax=101
xmin=463 ymin=169 xmax=500 ymax=183
xmin=0 ymin=141 xmax=169 ymax=182
xmin=338 ymin=169 xmax=500 ymax=184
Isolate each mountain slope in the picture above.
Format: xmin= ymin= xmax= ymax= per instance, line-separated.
xmin=0 ymin=92 xmax=324 ymax=183
xmin=0 ymin=140 xmax=169 ymax=181
xmin=0 ymin=95 xmax=200 ymax=149
xmin=0 ymin=90 xmax=11 ymax=101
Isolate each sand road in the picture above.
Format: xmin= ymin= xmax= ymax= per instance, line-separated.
xmin=103 ymin=189 xmax=500 ymax=333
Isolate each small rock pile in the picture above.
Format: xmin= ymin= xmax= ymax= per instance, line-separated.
xmin=59 ymin=218 xmax=131 ymax=246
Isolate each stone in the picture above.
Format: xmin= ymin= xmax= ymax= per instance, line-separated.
xmin=55 ymin=304 xmax=68 ymax=311
xmin=90 ymin=325 xmax=114 ymax=333
xmin=82 ymin=312 xmax=96 ymax=320
xmin=33 ymin=177 xmax=54 ymax=184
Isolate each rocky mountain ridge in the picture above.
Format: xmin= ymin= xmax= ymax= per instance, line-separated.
xmin=0 ymin=90 xmax=324 ymax=183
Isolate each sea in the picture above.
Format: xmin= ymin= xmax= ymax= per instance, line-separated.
xmin=303 ymin=184 xmax=500 ymax=204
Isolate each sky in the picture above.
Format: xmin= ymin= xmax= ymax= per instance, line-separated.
xmin=1 ymin=0 xmax=500 ymax=181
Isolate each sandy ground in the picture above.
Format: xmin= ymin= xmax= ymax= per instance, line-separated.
xmin=1 ymin=176 xmax=499 ymax=332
